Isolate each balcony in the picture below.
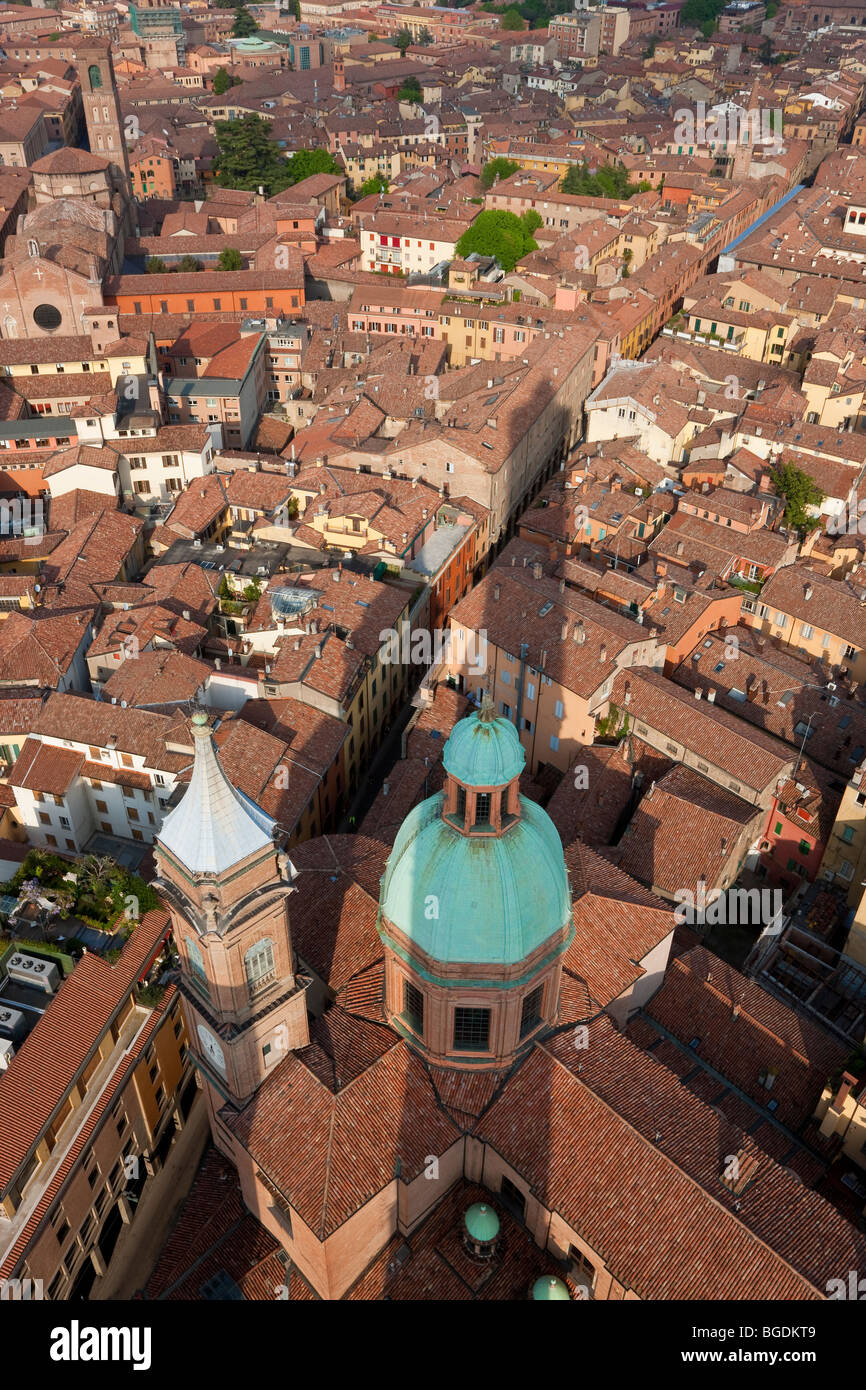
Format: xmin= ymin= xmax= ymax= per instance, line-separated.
xmin=248 ymin=968 xmax=277 ymax=997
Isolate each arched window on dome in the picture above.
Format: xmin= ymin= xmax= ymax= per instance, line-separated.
xmin=245 ymin=938 xmax=275 ymax=995
xmin=186 ymin=936 xmax=208 ymax=995
xmin=88 ymin=64 xmax=103 ymax=90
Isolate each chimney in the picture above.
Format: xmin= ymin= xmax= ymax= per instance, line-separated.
xmin=573 ymin=621 xmax=585 ymax=644
xmin=332 ymin=569 xmax=341 ymax=582
xmin=599 ymin=643 xmax=607 ymax=663
xmin=493 ymin=584 xmax=501 ymax=600
xmin=214 ymin=657 xmax=221 ymax=671
xmin=532 ymin=562 xmax=543 ymax=580
xmin=832 ymin=1071 xmax=859 ymax=1111
xmin=804 ymin=583 xmax=813 ymax=600
xmin=561 ymin=621 xmax=569 ymax=641
xmin=707 ymin=688 xmax=717 ymax=703
xmin=183 ymin=609 xmax=191 ymax=621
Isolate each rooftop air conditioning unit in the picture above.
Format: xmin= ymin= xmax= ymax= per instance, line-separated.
xmin=0 ymin=1004 xmax=24 ymax=1037
xmin=7 ymin=952 xmax=60 ymax=994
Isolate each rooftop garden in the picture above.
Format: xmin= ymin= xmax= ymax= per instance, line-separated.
xmin=3 ymin=850 xmax=159 ymax=939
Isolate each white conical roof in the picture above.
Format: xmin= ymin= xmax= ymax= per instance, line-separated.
xmin=157 ymin=713 xmax=275 ymax=875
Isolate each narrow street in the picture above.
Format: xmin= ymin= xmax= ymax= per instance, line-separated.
xmin=336 ymin=696 xmax=419 ymax=832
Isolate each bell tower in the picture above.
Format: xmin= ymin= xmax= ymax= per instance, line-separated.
xmin=154 ymin=713 xmax=310 ymax=1131
xmin=78 ymin=39 xmax=137 ymax=240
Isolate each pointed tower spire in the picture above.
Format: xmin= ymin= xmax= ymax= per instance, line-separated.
xmin=157 ymin=713 xmax=274 ymax=876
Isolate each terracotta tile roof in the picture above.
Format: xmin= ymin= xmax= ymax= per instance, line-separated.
xmin=34 ymin=691 xmax=192 ymax=773
xmin=0 ymin=609 xmax=93 ymax=687
xmin=227 ymin=1042 xmax=460 ymax=1240
xmin=644 ymin=946 xmax=848 ymax=1129
xmin=9 ymin=736 xmax=83 ymax=795
xmin=0 ymin=908 xmax=172 ymax=1193
xmin=477 ymin=1029 xmax=854 ymax=1299
xmin=101 ymin=650 xmax=211 ymax=709
xmin=759 ymin=563 xmax=866 ymax=650
xmin=612 ymin=668 xmax=793 ymax=794
xmin=87 ymin=604 xmax=207 ymax=661
xmin=613 ymin=763 xmax=765 ymax=896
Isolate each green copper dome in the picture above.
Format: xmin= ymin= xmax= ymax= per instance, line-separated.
xmin=532 ymin=1276 xmax=571 ymax=1301
xmin=442 ymin=702 xmax=525 ymax=788
xmin=379 ymin=791 xmax=571 ymax=967
xmin=465 ymin=1203 xmax=500 ymax=1242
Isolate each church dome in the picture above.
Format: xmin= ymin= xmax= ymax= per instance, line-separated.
xmin=380 ymin=791 xmax=570 ymax=965
xmin=442 ymin=705 xmax=525 ymax=788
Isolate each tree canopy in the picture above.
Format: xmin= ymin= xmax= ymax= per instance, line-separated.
xmin=397 ymin=76 xmax=422 ymax=102
xmin=283 ymin=146 xmax=341 ymax=185
xmin=771 ymin=463 xmax=825 ymax=535
xmin=679 ymin=0 xmax=726 ymax=36
xmin=218 ymin=247 xmax=243 ymax=271
xmin=356 ymin=174 xmax=389 ymax=198
xmin=213 ymin=66 xmax=240 ymax=95
xmin=394 ymin=27 xmax=413 ymax=53
xmin=231 ymin=5 xmax=258 ymax=37
xmin=455 ymin=209 xmax=538 ymax=272
xmin=480 ymin=157 xmax=519 ymax=189
xmin=214 ymin=113 xmax=295 ymax=195
xmin=177 ymin=254 xmax=202 ymax=273
xmin=500 ymin=6 xmax=526 ymax=28
xmin=561 ymin=160 xmax=647 ymax=198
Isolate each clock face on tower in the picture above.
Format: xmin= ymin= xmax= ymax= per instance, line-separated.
xmin=197 ymin=1023 xmax=226 ymax=1076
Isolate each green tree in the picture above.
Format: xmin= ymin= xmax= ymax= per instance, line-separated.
xmin=232 ymin=5 xmax=259 ymax=37
xmin=215 ymin=112 xmax=294 ymax=195
xmin=417 ymin=25 xmax=433 ymax=43
xmin=561 ymin=160 xmax=643 ymax=198
xmin=283 ymin=146 xmax=341 ymax=185
xmin=500 ymin=6 xmax=525 ymax=28
xmin=218 ymin=247 xmax=243 ymax=270
xmin=771 ymin=463 xmax=825 ymax=535
xmin=177 ymin=254 xmax=202 ymax=272
xmin=455 ymin=209 xmax=538 ymax=272
xmin=394 ymin=26 xmax=413 ymax=53
xmin=522 ymin=207 xmax=542 ymax=233
xmin=480 ymin=157 xmax=519 ymax=189
xmin=146 ymin=256 xmax=167 ymax=274
xmin=398 ymin=76 xmax=422 ymax=102
xmin=680 ymin=0 xmax=727 ymax=34
xmin=213 ymin=66 xmax=235 ymax=95
xmin=357 ymin=174 xmax=389 ymax=197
